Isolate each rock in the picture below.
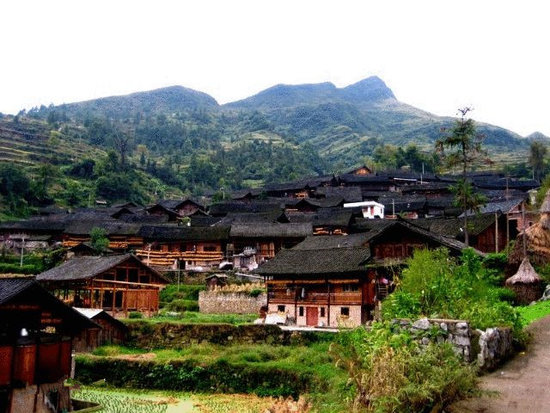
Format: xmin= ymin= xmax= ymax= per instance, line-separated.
xmin=421 ymin=337 xmax=431 ymax=345
xmin=456 ymin=322 xmax=469 ymax=330
xmin=440 ymin=322 xmax=448 ymax=331
xmin=412 ymin=318 xmax=431 ymax=330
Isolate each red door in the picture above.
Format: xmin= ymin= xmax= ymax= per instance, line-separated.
xmin=306 ymin=307 xmax=318 ymax=326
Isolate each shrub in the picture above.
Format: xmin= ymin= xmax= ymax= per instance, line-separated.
xmin=332 ymin=324 xmax=478 ymax=412
xmin=166 ymin=299 xmax=199 ymax=312
xmin=383 ymin=248 xmax=522 ymax=335
xmin=128 ymin=311 xmax=143 ymax=319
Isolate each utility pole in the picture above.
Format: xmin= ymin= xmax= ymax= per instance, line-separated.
xmin=20 ymin=235 xmax=25 ymax=267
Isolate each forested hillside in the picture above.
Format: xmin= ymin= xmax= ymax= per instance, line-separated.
xmin=1 ymin=76 xmax=546 ymax=219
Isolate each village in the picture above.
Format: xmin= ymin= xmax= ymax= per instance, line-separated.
xmin=1 ymin=164 xmax=549 ymax=412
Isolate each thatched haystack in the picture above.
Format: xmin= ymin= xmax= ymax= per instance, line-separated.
xmin=509 ymin=190 xmax=550 ymax=266
xmin=506 ymin=257 xmax=543 ymax=305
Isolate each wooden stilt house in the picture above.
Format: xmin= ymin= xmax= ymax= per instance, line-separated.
xmin=36 ymin=254 xmax=169 ymax=317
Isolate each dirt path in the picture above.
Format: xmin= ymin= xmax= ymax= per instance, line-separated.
xmin=449 ymin=315 xmax=550 ymax=413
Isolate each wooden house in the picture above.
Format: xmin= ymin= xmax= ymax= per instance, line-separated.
xmin=258 ymin=246 xmax=373 ymax=327
xmin=259 ymin=221 xmax=468 ymax=327
xmin=61 ymin=219 xmax=143 ymax=252
xmin=0 ymin=276 xmax=96 ymax=413
xmin=146 ymin=199 xmax=207 ymax=221
xmin=345 ymin=165 xmax=372 ymax=176
xmin=229 ymin=222 xmax=312 ymax=264
xmin=412 ymin=213 xmax=512 ymax=253
xmin=36 ymin=254 xmax=169 ymax=317
xmin=72 ymin=308 xmax=128 ymax=352
xmin=137 ymin=225 xmax=230 ymax=270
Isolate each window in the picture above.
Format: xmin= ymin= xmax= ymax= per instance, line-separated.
xmin=299 ymin=306 xmax=304 ymax=317
xmin=320 ymin=307 xmax=326 ymax=317
xmin=341 ymin=307 xmax=350 ymax=317
xmin=277 ymin=305 xmax=286 ymax=313
xmin=343 ymin=284 xmax=359 ymax=292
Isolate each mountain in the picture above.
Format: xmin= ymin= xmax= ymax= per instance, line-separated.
xmin=527 ymin=132 xmax=550 ymax=141
xmin=226 ymin=76 xmax=396 ymax=110
xmin=52 ymin=86 xmax=219 ymax=120
xmin=2 ymin=75 xmax=541 ymax=213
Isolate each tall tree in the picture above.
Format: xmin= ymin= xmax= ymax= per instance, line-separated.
xmin=436 ymin=107 xmax=487 ymax=246
xmin=528 ymin=141 xmax=547 ymax=182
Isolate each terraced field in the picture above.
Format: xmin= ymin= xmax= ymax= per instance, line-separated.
xmin=0 ymin=119 xmax=104 ymax=166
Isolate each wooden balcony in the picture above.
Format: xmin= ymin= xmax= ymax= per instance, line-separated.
xmin=135 ymin=249 xmax=223 ymax=266
xmin=268 ymin=289 xmax=362 ymax=305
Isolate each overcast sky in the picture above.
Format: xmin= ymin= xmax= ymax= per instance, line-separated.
xmin=1 ymin=0 xmax=548 ymax=137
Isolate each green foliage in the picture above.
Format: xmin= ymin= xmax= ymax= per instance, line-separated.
xmin=165 ymin=299 xmax=199 ymax=312
xmin=90 ymin=227 xmax=109 ymax=253
xmin=332 ymin=324 xmax=478 ymax=412
xmin=383 ymin=248 xmax=523 ymax=333
xmin=73 ymin=388 xmax=168 ymax=413
xmin=128 ymin=311 xmax=144 ymax=319
xmin=159 ymin=284 xmax=205 ymax=302
xmin=517 ymin=300 xmax=550 ymax=326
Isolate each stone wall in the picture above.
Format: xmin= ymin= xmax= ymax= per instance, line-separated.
xmin=394 ymin=318 xmax=514 ymax=369
xmin=199 ymin=291 xmax=267 ymax=314
xmin=475 ymin=327 xmax=513 ymax=371
xmin=125 ymin=321 xmax=334 ymax=348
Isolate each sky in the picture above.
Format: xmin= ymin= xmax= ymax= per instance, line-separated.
xmin=1 ymin=0 xmax=549 ymax=137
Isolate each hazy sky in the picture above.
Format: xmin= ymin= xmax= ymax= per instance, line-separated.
xmin=1 ymin=0 xmax=548 ymax=136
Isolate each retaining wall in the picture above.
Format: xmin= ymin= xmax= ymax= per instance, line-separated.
xmin=394 ymin=318 xmax=513 ymax=370
xmin=198 ymin=291 xmax=267 ymax=314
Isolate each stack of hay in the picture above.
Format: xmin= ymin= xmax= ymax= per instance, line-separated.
xmin=509 ymin=190 xmax=550 ymax=266
xmin=505 ymin=257 xmax=543 ymax=305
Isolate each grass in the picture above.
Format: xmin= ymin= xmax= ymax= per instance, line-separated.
xmin=126 ymin=311 xmax=258 ymax=325
xmin=81 ymin=342 xmax=349 ymax=412
xmin=518 ymin=300 xmax=550 ymax=326
xmin=72 ymin=386 xmax=276 ymax=413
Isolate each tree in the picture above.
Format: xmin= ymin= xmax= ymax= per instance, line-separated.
xmin=90 ymin=227 xmax=109 ymax=254
xmin=436 ymin=108 xmax=487 ymax=246
xmin=528 ymin=141 xmax=547 ymax=182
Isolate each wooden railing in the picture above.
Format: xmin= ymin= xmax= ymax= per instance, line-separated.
xmin=135 ymin=249 xmax=223 ymax=267
xmin=268 ymin=290 xmax=362 ymax=305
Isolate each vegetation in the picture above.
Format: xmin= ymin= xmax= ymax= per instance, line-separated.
xmin=0 ymin=249 xmax=64 ymax=274
xmin=332 ymin=324 xmax=478 ymax=412
xmin=383 ymin=248 xmax=523 ymax=334
xmin=436 ymin=108 xmax=488 ymax=246
xmin=517 ymin=300 xmax=550 ymax=326
xmin=126 ymin=311 xmax=257 ymax=325
xmin=73 ymin=387 xmax=280 ymax=413
xmin=76 ymin=341 xmax=348 ymax=409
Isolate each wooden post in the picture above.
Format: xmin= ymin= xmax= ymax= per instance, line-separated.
xmin=495 ymin=212 xmax=499 ymax=253
xmin=112 ymin=284 xmax=116 ymax=317
xmin=327 ymin=280 xmax=331 ymax=327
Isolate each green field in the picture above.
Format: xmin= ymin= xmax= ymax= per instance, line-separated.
xmin=72 ymin=387 xmax=277 ymax=413
xmin=518 ymin=300 xmax=550 ymax=326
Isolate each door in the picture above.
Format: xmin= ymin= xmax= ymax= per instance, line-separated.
xmin=306 ymin=307 xmax=318 ymax=326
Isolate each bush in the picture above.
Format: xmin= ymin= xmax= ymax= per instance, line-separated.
xmin=75 ymin=357 xmax=313 ymax=398
xmin=166 ymin=299 xmax=199 ymax=312
xmin=383 ymin=248 xmax=523 ymax=334
xmin=128 ymin=311 xmax=143 ymax=319
xmin=332 ymin=324 xmax=478 ymax=412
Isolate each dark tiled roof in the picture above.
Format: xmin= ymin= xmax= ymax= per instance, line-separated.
xmin=64 ymin=220 xmax=142 ymax=236
xmin=257 ymin=247 xmax=371 ymax=275
xmin=314 ymin=186 xmax=363 ymax=203
xmin=293 ymin=233 xmax=372 ymax=250
xmin=208 ymin=201 xmax=283 ymax=216
xmin=0 ymin=277 xmax=36 ymax=305
xmin=36 ymin=254 xmax=168 ymax=283
xmin=312 ymin=208 xmax=353 ymax=227
xmin=138 ymin=225 xmax=230 ymax=241
xmin=460 ymin=198 xmax=524 ymax=216
xmin=230 ymin=222 xmax=312 ymax=238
